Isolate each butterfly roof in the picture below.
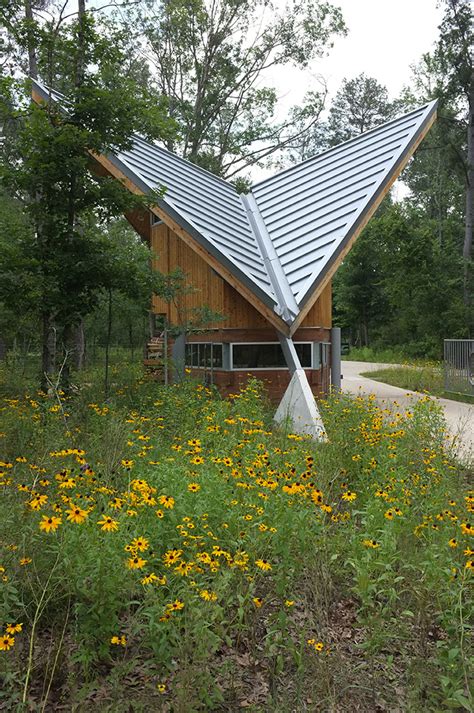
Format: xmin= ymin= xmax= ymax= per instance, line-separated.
xmin=31 ymin=79 xmax=437 ymax=332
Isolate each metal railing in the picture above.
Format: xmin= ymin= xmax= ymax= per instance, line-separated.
xmin=443 ymin=339 xmax=474 ymax=395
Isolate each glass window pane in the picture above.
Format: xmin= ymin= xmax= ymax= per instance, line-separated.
xmin=212 ymin=344 xmax=223 ymax=368
xmin=232 ymin=343 xmax=311 ymax=369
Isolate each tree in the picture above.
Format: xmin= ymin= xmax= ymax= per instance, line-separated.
xmin=124 ymin=0 xmax=345 ymax=177
xmin=0 ymin=3 xmax=174 ymax=386
xmin=288 ymin=73 xmax=395 ymax=161
xmin=404 ymin=0 xmax=473 ymax=332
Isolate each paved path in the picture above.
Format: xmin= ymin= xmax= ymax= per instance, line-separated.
xmin=341 ymin=361 xmax=474 ymax=463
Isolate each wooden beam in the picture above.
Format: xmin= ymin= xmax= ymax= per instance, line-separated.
xmin=289 ymin=109 xmax=437 ymax=336
xmin=91 ymin=153 xmax=290 ymax=336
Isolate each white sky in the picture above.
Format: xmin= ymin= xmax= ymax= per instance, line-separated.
xmin=255 ymin=0 xmax=444 ymax=186
xmin=267 ymin=0 xmax=443 ymax=113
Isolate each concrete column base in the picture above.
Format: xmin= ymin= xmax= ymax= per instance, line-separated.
xmin=274 ymin=369 xmax=327 ymax=441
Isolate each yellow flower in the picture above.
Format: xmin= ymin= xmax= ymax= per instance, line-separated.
xmin=465 ymin=560 xmax=473 ymax=571
xmin=157 ymin=683 xmax=167 ymax=693
xmin=255 ymin=559 xmax=272 ymax=571
xmin=362 ymin=539 xmax=380 ymax=549
xmin=131 ymin=537 xmax=149 ymax=552
xmin=200 ymin=589 xmax=217 ymax=602
xmin=384 ymin=510 xmax=394 ymax=521
xmin=66 ymin=505 xmax=88 ymax=524
xmin=188 ymin=483 xmax=200 ymax=492
xmin=19 ymin=557 xmax=32 ymax=566
xmin=284 ymin=600 xmax=295 ymax=607
xmin=163 ymin=549 xmax=182 ymax=566
xmin=39 ymin=515 xmax=62 ymax=533
xmin=166 ymin=599 xmax=184 ymax=612
xmin=342 ymin=491 xmax=357 ymax=502
xmin=127 ymin=556 xmax=147 ymax=570
xmin=253 ymin=597 xmax=263 ymax=608
xmin=110 ymin=635 xmax=127 ymax=646
xmin=0 ymin=635 xmax=15 ymax=651
xmin=6 ymin=623 xmax=22 ymax=634
xmin=159 ymin=495 xmax=175 ymax=509
xmin=98 ymin=516 xmax=119 ymax=532
xmin=448 ymin=538 xmax=458 ymax=548
xmin=141 ymin=572 xmax=159 ymax=585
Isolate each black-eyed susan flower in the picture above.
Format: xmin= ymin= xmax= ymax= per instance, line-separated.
xmin=253 ymin=597 xmax=263 ymax=607
xmin=127 ymin=556 xmax=146 ymax=570
xmin=110 ymin=635 xmax=127 ymax=646
xmin=159 ymin=495 xmax=175 ymax=509
xmin=465 ymin=560 xmax=473 ymax=571
xmin=98 ymin=516 xmax=118 ymax=532
xmin=131 ymin=537 xmax=149 ymax=552
xmin=384 ymin=510 xmax=394 ymax=521
xmin=0 ymin=635 xmax=15 ymax=651
xmin=141 ymin=572 xmax=159 ymax=585
xmin=362 ymin=539 xmax=380 ymax=549
xmin=166 ymin=599 xmax=184 ymax=612
xmin=188 ymin=483 xmax=200 ymax=492
xmin=342 ymin=491 xmax=357 ymax=502
xmin=66 ymin=505 xmax=88 ymax=524
xmin=163 ymin=549 xmax=182 ymax=566
xmin=448 ymin=538 xmax=458 ymax=548
xmin=19 ymin=557 xmax=32 ymax=566
xmin=39 ymin=515 xmax=62 ymax=533
xmin=255 ymin=559 xmax=272 ymax=571
xmin=5 ymin=623 xmax=22 ymax=634
xmin=200 ymin=589 xmax=217 ymax=602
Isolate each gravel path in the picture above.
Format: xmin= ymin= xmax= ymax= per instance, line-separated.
xmin=341 ymin=361 xmax=474 ymax=463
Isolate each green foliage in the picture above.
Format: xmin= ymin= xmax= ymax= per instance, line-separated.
xmin=0 ymin=368 xmax=472 ymax=710
xmin=334 ymin=201 xmax=468 ymax=358
xmin=128 ymin=0 xmax=346 ymax=176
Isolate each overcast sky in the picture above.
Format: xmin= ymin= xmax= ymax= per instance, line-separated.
xmin=267 ymin=0 xmax=443 ymax=113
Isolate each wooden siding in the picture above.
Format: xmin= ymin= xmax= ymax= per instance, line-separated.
xmin=301 ymin=280 xmax=331 ymax=328
xmin=151 ymin=223 xmax=332 ymax=330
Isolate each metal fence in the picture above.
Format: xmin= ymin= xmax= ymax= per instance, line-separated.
xmin=443 ymin=339 xmax=474 ymax=395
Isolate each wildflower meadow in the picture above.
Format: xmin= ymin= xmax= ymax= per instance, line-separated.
xmin=0 ymin=365 xmax=472 ymax=711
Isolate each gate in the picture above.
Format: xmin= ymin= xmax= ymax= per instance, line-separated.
xmin=443 ymin=339 xmax=474 ymax=395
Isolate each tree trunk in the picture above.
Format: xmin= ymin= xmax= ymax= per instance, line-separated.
xmin=104 ymin=289 xmax=113 ymax=399
xmin=41 ymin=311 xmax=56 ymax=390
xmin=464 ymin=75 xmax=474 ymax=334
xmin=24 ymin=0 xmax=38 ymax=80
xmin=73 ymin=320 xmax=86 ymax=370
xmin=129 ymin=321 xmax=134 ymax=360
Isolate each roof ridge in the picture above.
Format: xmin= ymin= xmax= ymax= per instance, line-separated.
xmin=241 ymin=193 xmax=298 ymax=324
xmin=252 ymin=100 xmax=438 ymax=190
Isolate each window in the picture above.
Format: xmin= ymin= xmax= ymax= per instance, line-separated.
xmin=185 ymin=343 xmax=223 ymax=368
xmin=231 ymin=343 xmax=312 ymax=369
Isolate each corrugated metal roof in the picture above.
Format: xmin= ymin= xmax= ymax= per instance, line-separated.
xmin=251 ymin=101 xmax=437 ymax=310
xmin=31 ymin=78 xmax=436 ymax=328
xmin=117 ymin=138 xmax=277 ymax=303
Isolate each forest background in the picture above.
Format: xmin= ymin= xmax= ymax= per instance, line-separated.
xmin=0 ymin=0 xmax=472 ymax=379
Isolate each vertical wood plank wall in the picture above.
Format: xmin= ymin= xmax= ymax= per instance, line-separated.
xmin=150 ymin=223 xmax=332 ymax=330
